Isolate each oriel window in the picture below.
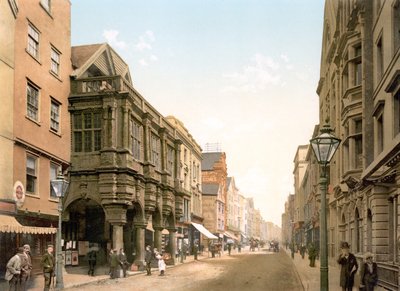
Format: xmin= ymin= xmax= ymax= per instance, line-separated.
xmin=73 ymin=111 xmax=102 ymax=152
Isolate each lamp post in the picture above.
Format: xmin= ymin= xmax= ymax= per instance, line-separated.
xmin=50 ymin=174 xmax=69 ymax=290
xmin=310 ymin=124 xmax=341 ymax=291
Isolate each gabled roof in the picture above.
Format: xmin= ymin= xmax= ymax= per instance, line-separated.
xmin=201 ymin=152 xmax=222 ymax=170
xmin=202 ymin=183 xmax=219 ymax=195
xmin=71 ymin=44 xmax=103 ymax=70
xmin=71 ymin=43 xmax=132 ymax=84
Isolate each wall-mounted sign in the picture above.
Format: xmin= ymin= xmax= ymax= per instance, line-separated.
xmin=13 ymin=181 xmax=25 ymax=208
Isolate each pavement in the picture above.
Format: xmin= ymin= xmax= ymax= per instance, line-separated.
xmin=283 ymin=248 xmax=386 ymax=291
xmin=1 ymin=247 xmax=388 ymax=291
xmin=0 ymin=250 xmax=219 ymax=291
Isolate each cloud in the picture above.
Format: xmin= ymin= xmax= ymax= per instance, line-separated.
xmin=138 ymin=59 xmax=148 ymax=66
xmin=135 ymin=30 xmax=156 ymax=51
xmin=222 ymin=53 xmax=282 ymax=93
xmin=280 ymin=54 xmax=290 ymax=63
xmin=103 ymin=29 xmax=127 ymax=50
xmin=149 ymin=55 xmax=158 ymax=62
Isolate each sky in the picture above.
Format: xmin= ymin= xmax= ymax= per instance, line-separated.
xmin=71 ymin=0 xmax=325 ymax=226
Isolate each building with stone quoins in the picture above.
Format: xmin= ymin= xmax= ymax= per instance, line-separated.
xmin=0 ymin=0 xmax=70 ymax=276
xmin=290 ymin=0 xmax=400 ymax=289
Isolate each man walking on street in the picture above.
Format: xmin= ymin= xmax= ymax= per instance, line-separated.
xmin=87 ymin=245 xmax=97 ymax=277
xmin=118 ymin=248 xmax=129 ymax=278
xmin=40 ymin=245 xmax=55 ymax=291
xmin=145 ymin=245 xmax=153 ymax=276
xmin=5 ymin=247 xmax=23 ymax=291
xmin=109 ymin=249 xmax=119 ymax=279
xmin=337 ymin=241 xmax=358 ymax=291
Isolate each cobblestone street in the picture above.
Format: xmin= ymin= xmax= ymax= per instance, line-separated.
xmin=67 ymin=250 xmax=302 ymax=291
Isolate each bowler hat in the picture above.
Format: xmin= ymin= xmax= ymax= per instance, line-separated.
xmin=340 ymin=241 xmax=350 ymax=249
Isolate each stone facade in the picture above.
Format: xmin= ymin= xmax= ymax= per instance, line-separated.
xmin=165 ymin=116 xmax=203 ymax=252
xmin=312 ymin=0 xmax=400 ymax=289
xmin=66 ymin=43 xmax=181 ymax=267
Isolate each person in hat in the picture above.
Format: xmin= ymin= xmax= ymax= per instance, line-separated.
xmin=87 ymin=244 xmax=97 ymax=277
xmin=337 ymin=241 xmax=358 ymax=291
xmin=144 ymin=245 xmax=153 ymax=276
xmin=155 ymin=252 xmax=166 ymax=276
xmin=360 ymin=252 xmax=378 ymax=291
xmin=40 ymin=245 xmax=55 ymax=291
xmin=19 ymin=244 xmax=32 ymax=291
xmin=109 ymin=249 xmax=119 ymax=279
xmin=5 ymin=247 xmax=24 ymax=291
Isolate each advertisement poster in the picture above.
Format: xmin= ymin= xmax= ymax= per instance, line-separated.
xmin=65 ymin=250 xmax=72 ymax=265
xmin=71 ymin=251 xmax=79 ymax=265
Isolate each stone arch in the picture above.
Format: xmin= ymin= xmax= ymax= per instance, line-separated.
xmin=64 ymin=198 xmax=108 ymax=264
xmin=123 ymin=202 xmax=145 ymax=263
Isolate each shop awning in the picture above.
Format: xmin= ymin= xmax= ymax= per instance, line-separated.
xmin=0 ymin=214 xmax=57 ymax=234
xmin=191 ymin=222 xmax=218 ymax=239
xmin=224 ymin=231 xmax=239 ymax=241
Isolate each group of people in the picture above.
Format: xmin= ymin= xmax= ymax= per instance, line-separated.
xmin=337 ymin=241 xmax=378 ymax=291
xmin=5 ymin=244 xmax=33 ymax=291
xmin=145 ymin=245 xmax=166 ymax=276
xmin=108 ymin=248 xmax=130 ymax=279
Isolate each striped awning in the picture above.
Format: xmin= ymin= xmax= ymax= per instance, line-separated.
xmin=0 ymin=214 xmax=57 ymax=234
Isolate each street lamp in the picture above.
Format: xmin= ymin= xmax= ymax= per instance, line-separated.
xmin=310 ymin=124 xmax=341 ymax=291
xmin=50 ymin=174 xmax=69 ymax=290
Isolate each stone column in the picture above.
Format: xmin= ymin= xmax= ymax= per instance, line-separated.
xmin=168 ymin=228 xmax=177 ymax=265
xmin=154 ymin=227 xmax=163 ymax=251
xmin=112 ymin=224 xmax=124 ymax=251
xmin=134 ymin=225 xmax=145 ymax=270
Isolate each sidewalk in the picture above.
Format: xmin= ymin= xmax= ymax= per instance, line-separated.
xmin=0 ymin=250 xmax=219 ymax=291
xmin=283 ymin=248 xmax=386 ymax=291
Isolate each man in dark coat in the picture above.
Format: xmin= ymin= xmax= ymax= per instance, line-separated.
xmin=337 ymin=241 xmax=358 ymax=291
xmin=118 ymin=248 xmax=129 ymax=278
xmin=87 ymin=246 xmax=97 ymax=276
xmin=361 ymin=252 xmax=378 ymax=291
xmin=109 ymin=249 xmax=119 ymax=279
xmin=19 ymin=245 xmax=32 ymax=291
xmin=144 ymin=245 xmax=153 ymax=276
xmin=40 ymin=245 xmax=55 ymax=291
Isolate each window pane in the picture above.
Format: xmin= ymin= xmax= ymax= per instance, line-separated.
xmin=84 ymin=113 xmax=92 ymax=129
xmin=93 ymin=112 xmax=101 ymax=128
xmin=84 ymin=131 xmax=92 ymax=152
xmin=74 ymin=132 xmax=82 ymax=152
xmin=50 ymin=164 xmax=59 ymax=198
xmin=94 ymin=130 xmax=101 ymax=151
xmin=74 ymin=114 xmax=82 ymax=129
xmin=50 ymin=101 xmax=60 ymax=131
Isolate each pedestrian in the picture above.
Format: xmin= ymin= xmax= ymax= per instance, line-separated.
xmin=19 ymin=244 xmax=32 ymax=291
xmin=227 ymin=243 xmax=232 ymax=255
xmin=40 ymin=244 xmax=55 ymax=291
xmin=109 ymin=249 xmax=119 ymax=279
xmin=118 ymin=248 xmax=129 ymax=278
xmin=193 ymin=241 xmax=199 ymax=260
xmin=238 ymin=242 xmax=241 ymax=253
xmin=5 ymin=247 xmax=23 ymax=291
xmin=87 ymin=245 xmax=97 ymax=276
xmin=360 ymin=252 xmax=378 ymax=291
xmin=155 ymin=252 xmax=166 ymax=276
xmin=144 ymin=245 xmax=153 ymax=276
xmin=182 ymin=243 xmax=187 ymax=260
xmin=337 ymin=241 xmax=358 ymax=291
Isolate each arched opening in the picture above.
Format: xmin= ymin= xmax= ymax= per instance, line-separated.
xmin=64 ymin=199 xmax=108 ymax=265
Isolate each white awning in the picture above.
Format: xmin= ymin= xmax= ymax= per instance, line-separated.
xmin=0 ymin=214 xmax=57 ymax=234
xmin=191 ymin=222 xmax=218 ymax=239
